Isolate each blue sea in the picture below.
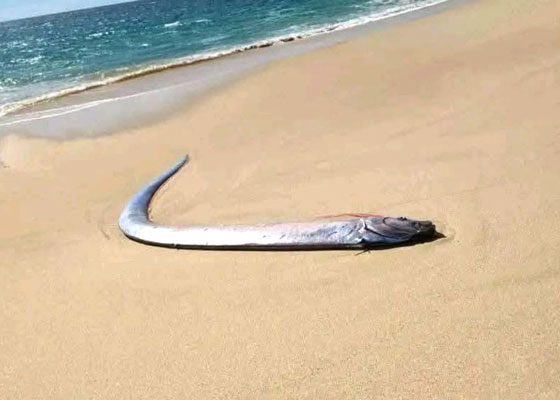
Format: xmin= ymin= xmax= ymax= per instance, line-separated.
xmin=0 ymin=0 xmax=448 ymax=118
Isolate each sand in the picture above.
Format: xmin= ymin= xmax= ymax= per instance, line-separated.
xmin=1 ymin=0 xmax=560 ymax=398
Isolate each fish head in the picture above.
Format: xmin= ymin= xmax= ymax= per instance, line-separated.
xmin=362 ymin=216 xmax=436 ymax=245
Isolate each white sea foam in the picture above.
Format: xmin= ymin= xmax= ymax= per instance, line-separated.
xmin=0 ymin=0 xmax=452 ymax=121
xmin=164 ymin=21 xmax=181 ymax=28
xmin=0 ymin=86 xmax=173 ymax=128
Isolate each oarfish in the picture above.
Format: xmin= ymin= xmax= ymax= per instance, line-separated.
xmin=119 ymin=156 xmax=436 ymax=250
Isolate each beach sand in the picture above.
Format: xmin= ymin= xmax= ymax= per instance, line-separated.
xmin=1 ymin=0 xmax=560 ymax=397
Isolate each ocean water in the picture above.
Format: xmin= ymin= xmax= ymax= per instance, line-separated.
xmin=0 ymin=0 xmax=448 ymax=118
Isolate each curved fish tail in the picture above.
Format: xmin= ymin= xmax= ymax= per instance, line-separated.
xmin=119 ymin=155 xmax=189 ymax=241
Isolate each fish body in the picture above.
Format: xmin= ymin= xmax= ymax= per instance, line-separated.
xmin=119 ymin=156 xmax=436 ymax=250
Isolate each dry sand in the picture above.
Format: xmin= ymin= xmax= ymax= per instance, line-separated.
xmin=1 ymin=0 xmax=560 ymax=398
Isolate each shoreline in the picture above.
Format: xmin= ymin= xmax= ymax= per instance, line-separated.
xmin=0 ymin=0 xmax=472 ymax=139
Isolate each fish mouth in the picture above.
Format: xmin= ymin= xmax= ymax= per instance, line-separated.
xmin=411 ymin=220 xmax=436 ymax=240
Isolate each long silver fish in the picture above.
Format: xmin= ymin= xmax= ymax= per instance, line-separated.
xmin=119 ymin=156 xmax=436 ymax=250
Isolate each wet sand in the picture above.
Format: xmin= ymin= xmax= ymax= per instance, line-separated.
xmin=1 ymin=0 xmax=560 ymax=398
